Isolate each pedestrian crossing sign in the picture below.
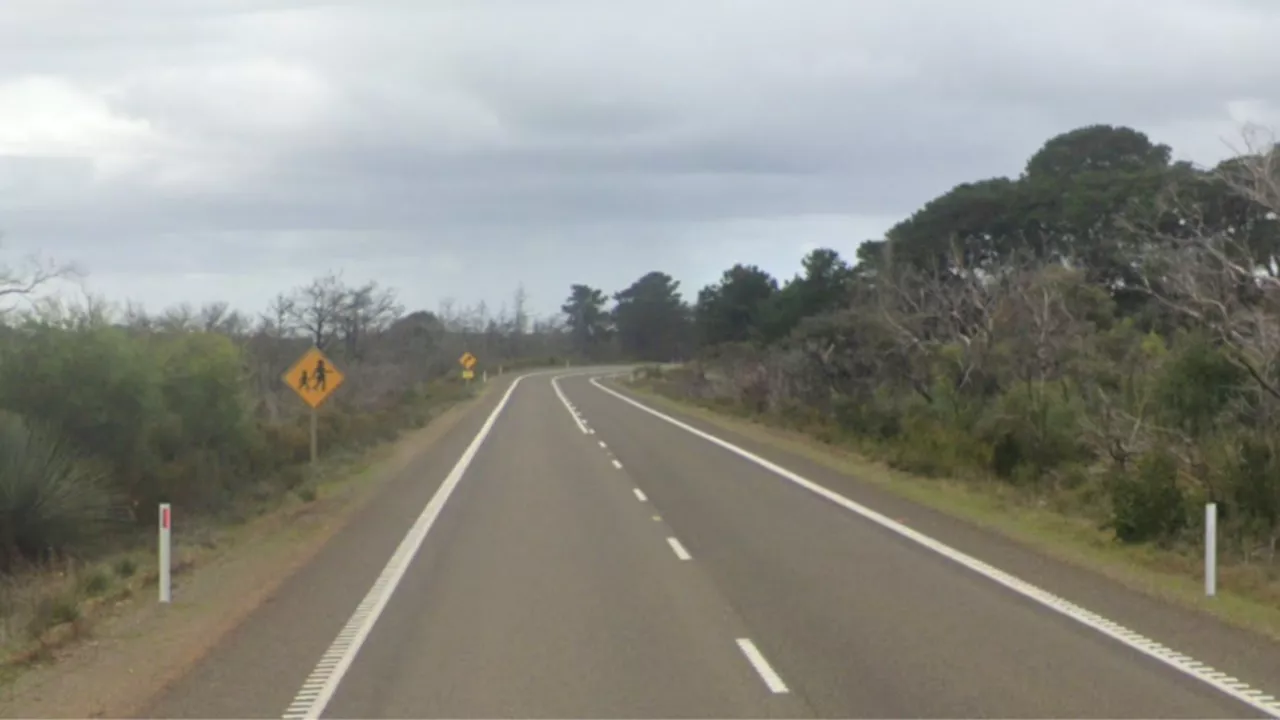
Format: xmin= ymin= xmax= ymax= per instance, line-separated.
xmin=284 ymin=346 xmax=345 ymax=408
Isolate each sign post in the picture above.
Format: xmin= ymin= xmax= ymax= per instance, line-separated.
xmin=459 ymin=351 xmax=478 ymax=384
xmin=310 ymin=405 xmax=318 ymax=467
xmin=159 ymin=503 xmax=171 ymax=604
xmin=283 ymin=346 xmax=345 ymax=476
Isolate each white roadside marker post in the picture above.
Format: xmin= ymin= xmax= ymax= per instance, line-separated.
xmin=159 ymin=503 xmax=172 ymax=604
xmin=1205 ymin=502 xmax=1217 ymax=597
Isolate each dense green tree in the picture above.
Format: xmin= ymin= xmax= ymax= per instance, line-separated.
xmin=612 ymin=272 xmax=690 ymax=362
xmin=767 ymin=248 xmax=857 ymax=340
xmin=1023 ymin=124 xmax=1172 ymax=179
xmin=560 ymin=284 xmax=612 ymax=359
xmin=695 ymin=264 xmax=778 ymax=346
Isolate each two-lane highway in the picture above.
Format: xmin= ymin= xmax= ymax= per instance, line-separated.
xmin=143 ymin=368 xmax=1280 ymax=718
xmin=312 ymin=374 xmax=804 ymax=718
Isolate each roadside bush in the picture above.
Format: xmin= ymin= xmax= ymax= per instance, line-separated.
xmin=0 ymin=324 xmax=163 ymax=506
xmin=1108 ymin=451 xmax=1187 ymax=545
xmin=0 ymin=267 xmax=572 ymax=580
xmin=0 ymin=411 xmax=122 ymax=570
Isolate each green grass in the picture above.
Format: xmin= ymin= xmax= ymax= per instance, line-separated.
xmin=623 ymin=381 xmax=1280 ymax=641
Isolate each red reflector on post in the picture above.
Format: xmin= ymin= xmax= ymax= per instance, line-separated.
xmin=162 ymin=506 xmax=170 ymax=529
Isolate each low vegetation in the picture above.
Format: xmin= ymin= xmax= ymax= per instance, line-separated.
xmin=0 ymin=264 xmax=570 ymax=655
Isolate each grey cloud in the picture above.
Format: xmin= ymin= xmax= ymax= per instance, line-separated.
xmin=2 ymin=0 xmax=1280 ymax=316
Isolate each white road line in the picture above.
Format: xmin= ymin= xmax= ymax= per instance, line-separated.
xmin=736 ymin=638 xmax=790 ymax=694
xmin=611 ymin=459 xmax=623 ymax=469
xmin=633 ymin=488 xmax=648 ymax=502
xmin=551 ymin=374 xmax=590 ymax=434
xmin=281 ymin=373 xmax=534 ymax=720
xmin=589 ymin=376 xmax=1280 ymax=718
xmin=599 ymin=440 xmax=608 ymax=448
xmin=666 ymin=536 xmax=692 ymax=560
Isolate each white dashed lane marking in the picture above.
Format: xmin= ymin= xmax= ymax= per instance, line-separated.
xmin=736 ymin=638 xmax=790 ymax=694
xmin=666 ymin=537 xmax=692 ymax=561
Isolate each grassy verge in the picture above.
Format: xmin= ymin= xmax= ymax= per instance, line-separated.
xmin=622 ymin=378 xmax=1280 ymax=642
xmin=0 ymin=377 xmax=500 ymax=684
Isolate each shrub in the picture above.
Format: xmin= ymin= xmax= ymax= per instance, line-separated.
xmin=0 ymin=412 xmax=123 ymax=570
xmin=0 ymin=325 xmax=163 ymax=505
xmin=1108 ymin=451 xmax=1187 ymax=545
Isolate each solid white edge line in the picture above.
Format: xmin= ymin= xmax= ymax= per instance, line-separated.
xmin=551 ymin=374 xmax=590 ymax=434
xmin=736 ymin=638 xmax=790 ymax=694
xmin=666 ymin=536 xmax=692 ymax=560
xmin=633 ymin=488 xmax=648 ymax=502
xmin=589 ymin=376 xmax=1280 ymax=718
xmin=282 ymin=371 xmax=543 ymax=720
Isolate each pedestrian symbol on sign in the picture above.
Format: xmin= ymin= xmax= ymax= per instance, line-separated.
xmin=312 ymin=359 xmax=327 ymax=391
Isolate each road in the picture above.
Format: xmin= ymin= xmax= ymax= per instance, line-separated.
xmin=143 ymin=368 xmax=1280 ymax=719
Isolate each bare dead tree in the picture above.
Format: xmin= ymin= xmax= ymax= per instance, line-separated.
xmin=199 ymin=301 xmax=231 ymax=333
xmin=286 ymin=273 xmax=349 ymax=350
xmin=1124 ymin=130 xmax=1280 ymax=404
xmin=122 ymin=300 xmax=154 ymax=332
xmin=338 ymin=281 xmax=403 ymax=361
xmin=1001 ymin=264 xmax=1094 ymax=388
xmin=259 ymin=293 xmax=295 ymax=338
xmin=874 ymin=239 xmax=1005 ymax=404
xmin=0 ymin=245 xmax=80 ymax=320
xmin=511 ymin=284 xmax=529 ymax=355
xmin=157 ymin=303 xmax=198 ymax=333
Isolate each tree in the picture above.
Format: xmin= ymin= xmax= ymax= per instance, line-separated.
xmin=613 ymin=272 xmax=690 ymax=362
xmin=338 ymin=281 xmax=402 ymax=361
xmin=1021 ymin=125 xmax=1176 ymax=311
xmin=695 ymin=264 xmax=778 ymax=347
xmin=885 ymin=178 xmax=1028 ymax=275
xmin=512 ymin=284 xmax=530 ymax=336
xmin=0 ymin=246 xmax=79 ymax=321
xmin=1024 ymin=124 xmax=1171 ymax=180
xmin=661 ymin=121 xmax=1280 ymax=554
xmin=767 ymin=248 xmax=857 ymax=340
xmin=285 ymin=273 xmax=348 ymax=350
xmin=561 ymin=284 xmax=612 ymax=359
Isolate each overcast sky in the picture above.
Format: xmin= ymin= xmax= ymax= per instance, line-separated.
xmin=3 ymin=0 xmax=1279 ymax=320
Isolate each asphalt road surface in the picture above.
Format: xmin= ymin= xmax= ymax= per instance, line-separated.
xmin=143 ymin=368 xmax=1280 ymax=719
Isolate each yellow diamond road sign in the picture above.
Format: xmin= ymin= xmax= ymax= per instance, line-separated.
xmin=283 ymin=346 xmax=345 ymax=409
xmin=459 ymin=351 xmax=477 ymax=370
